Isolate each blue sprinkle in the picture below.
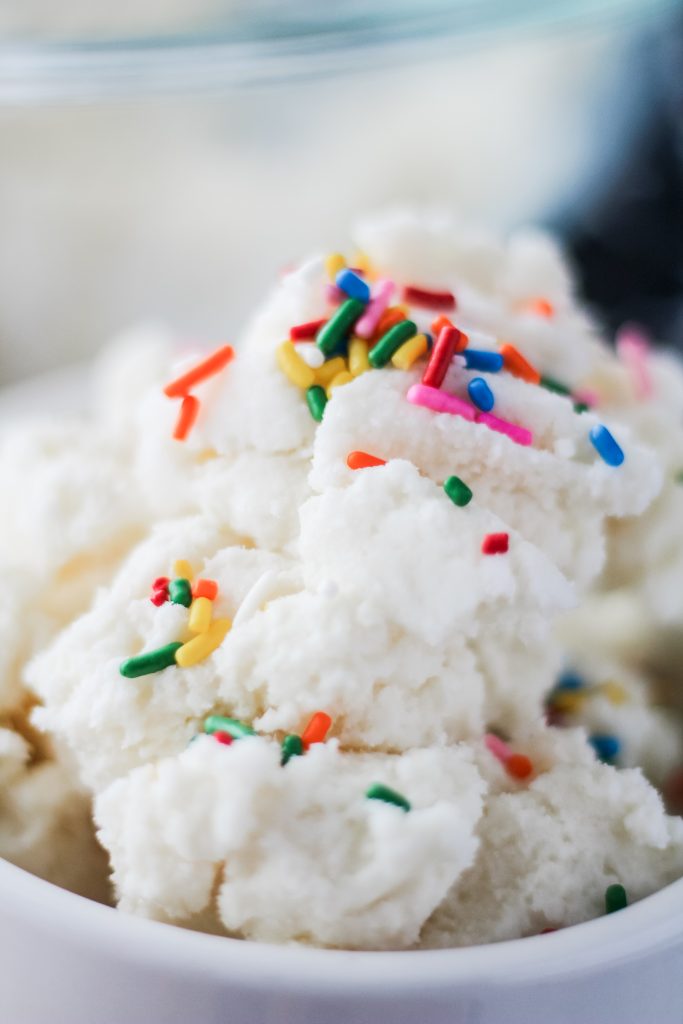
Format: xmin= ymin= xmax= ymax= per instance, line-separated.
xmin=555 ymin=670 xmax=585 ymax=692
xmin=335 ymin=268 xmax=370 ymax=303
xmin=589 ymin=424 xmax=624 ymax=467
xmin=467 ymin=377 xmax=495 ymax=412
xmin=589 ymin=734 xmax=621 ymax=763
xmin=463 ymin=349 xmax=504 ymax=373
xmin=424 ymin=332 xmax=433 ymax=350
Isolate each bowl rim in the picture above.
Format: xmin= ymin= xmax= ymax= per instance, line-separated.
xmin=3 ymin=855 xmax=683 ymax=994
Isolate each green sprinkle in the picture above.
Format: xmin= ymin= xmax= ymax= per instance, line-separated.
xmin=368 ymin=320 xmax=417 ymax=368
xmin=540 ymin=375 xmax=571 ymax=396
xmin=444 ymin=475 xmax=473 ymax=507
xmin=281 ymin=734 xmax=304 ymax=766
xmin=169 ymin=578 xmax=192 ymax=607
xmin=306 ymin=385 xmax=328 ymax=422
xmin=120 ymin=642 xmax=183 ymax=678
xmin=573 ymin=401 xmax=589 ymax=414
xmin=203 ymin=715 xmax=256 ymax=740
xmin=605 ymin=883 xmax=628 ymax=914
xmin=316 ymin=298 xmax=366 ymax=357
xmin=366 ymin=782 xmax=411 ymax=812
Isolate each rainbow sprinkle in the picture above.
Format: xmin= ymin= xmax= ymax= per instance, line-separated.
xmin=366 ymin=783 xmax=411 ymax=811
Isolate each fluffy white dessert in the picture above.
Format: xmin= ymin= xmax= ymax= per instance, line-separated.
xmin=600 ymin=348 xmax=683 ymax=636
xmin=109 ymin=213 xmax=661 ymax=585
xmin=0 ymin=361 xmax=179 ymax=898
xmin=0 ymin=418 xmax=145 ymax=617
xmin=545 ymin=658 xmax=683 ymax=787
xmin=28 ymin=460 xmax=572 ymax=791
xmin=12 ymin=211 xmax=683 ymax=949
xmin=423 ymin=729 xmax=683 ymax=947
xmin=0 ymin=727 xmax=110 ymax=902
xmin=95 ymin=737 xmax=485 ymax=949
xmin=29 ymin=516 xmax=292 ymax=791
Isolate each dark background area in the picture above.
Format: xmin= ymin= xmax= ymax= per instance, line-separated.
xmin=562 ymin=4 xmax=683 ymax=348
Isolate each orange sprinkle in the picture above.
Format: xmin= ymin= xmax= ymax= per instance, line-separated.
xmin=500 ymin=343 xmax=541 ymax=385
xmin=172 ymin=395 xmax=200 ymax=441
xmin=431 ymin=314 xmax=453 ymax=336
xmin=164 ymin=344 xmax=235 ymax=398
xmin=371 ymin=306 xmax=406 ymax=343
xmin=506 ymin=753 xmax=534 ymax=780
xmin=347 ymin=451 xmax=387 ymax=470
xmin=192 ymin=578 xmax=219 ymax=601
xmin=520 ymin=298 xmax=554 ymax=319
xmin=301 ymin=711 xmax=332 ymax=750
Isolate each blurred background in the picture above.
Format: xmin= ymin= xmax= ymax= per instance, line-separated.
xmin=0 ymin=0 xmax=680 ymax=382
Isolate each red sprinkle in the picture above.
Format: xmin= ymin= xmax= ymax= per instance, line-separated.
xmin=347 ymin=451 xmax=387 ymax=470
xmin=301 ymin=711 xmax=332 ymax=750
xmin=500 ymin=343 xmax=541 ymax=385
xmin=506 ymin=753 xmax=533 ymax=779
xmin=172 ymin=395 xmax=201 ymax=441
xmin=213 ymin=731 xmax=234 ymax=746
xmin=192 ymin=579 xmax=219 ymax=601
xmin=150 ymin=589 xmax=169 ymax=607
xmin=403 ymin=285 xmax=456 ymax=311
xmin=152 ymin=577 xmax=170 ymax=591
xmin=422 ymin=325 xmax=466 ymax=389
xmin=289 ymin=318 xmax=328 ymax=341
xmin=540 ymin=928 xmax=558 ymax=935
xmin=164 ymin=345 xmax=234 ymax=399
xmin=482 ymin=533 xmax=509 ymax=555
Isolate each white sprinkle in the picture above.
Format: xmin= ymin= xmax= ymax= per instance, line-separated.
xmin=296 ymin=343 xmax=325 ymax=369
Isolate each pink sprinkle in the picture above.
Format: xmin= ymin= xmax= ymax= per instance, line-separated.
xmin=355 ymin=279 xmax=395 ymax=338
xmin=616 ymin=323 xmax=652 ymax=399
xmin=325 ymin=284 xmax=345 ymax=304
xmin=573 ymin=387 xmax=599 ymax=408
xmin=406 ymin=383 xmax=477 ymax=421
xmin=477 ymin=411 xmax=533 ymax=446
xmin=485 ymin=733 xmax=511 ymax=763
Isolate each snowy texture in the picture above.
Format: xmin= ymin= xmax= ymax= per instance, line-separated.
xmin=423 ymin=731 xmax=683 ymax=946
xmin=5 ymin=211 xmax=683 ymax=950
xmin=96 ymin=737 xmax=485 ymax=949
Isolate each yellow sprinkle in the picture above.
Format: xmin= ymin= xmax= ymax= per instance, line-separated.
xmin=326 ymin=370 xmax=353 ymax=397
xmin=597 ymin=681 xmax=629 ymax=706
xmin=551 ymin=691 xmax=587 ymax=715
xmin=325 ymin=252 xmax=346 ymax=281
xmin=197 ymin=448 xmax=218 ymax=463
xmin=315 ymin=356 xmax=347 ymax=388
xmin=348 ymin=337 xmax=370 ymax=377
xmin=175 ymin=618 xmax=231 ymax=668
xmin=276 ymin=341 xmax=315 ymax=390
xmin=173 ymin=560 xmax=193 ymax=580
xmin=391 ymin=333 xmax=429 ymax=370
xmin=189 ymin=596 xmax=213 ymax=634
xmin=353 ymin=249 xmax=374 ymax=278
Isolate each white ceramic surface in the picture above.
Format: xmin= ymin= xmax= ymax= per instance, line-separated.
xmin=1 ymin=368 xmax=683 ymax=1024
xmin=2 ymin=855 xmax=683 ymax=1024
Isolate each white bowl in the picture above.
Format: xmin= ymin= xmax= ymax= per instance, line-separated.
xmin=2 ymin=368 xmax=683 ymax=1023
xmin=2 ymin=855 xmax=683 ymax=1024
